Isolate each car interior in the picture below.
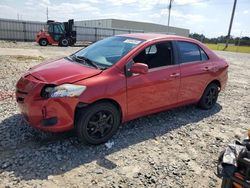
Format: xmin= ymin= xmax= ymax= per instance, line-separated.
xmin=133 ymin=42 xmax=173 ymax=69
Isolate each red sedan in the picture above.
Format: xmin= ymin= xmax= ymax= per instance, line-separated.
xmin=16 ymin=33 xmax=228 ymax=144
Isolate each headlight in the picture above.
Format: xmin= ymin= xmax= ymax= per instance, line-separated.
xmin=41 ymin=84 xmax=86 ymax=98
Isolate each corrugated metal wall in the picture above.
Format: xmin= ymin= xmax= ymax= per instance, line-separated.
xmin=0 ymin=18 xmax=143 ymax=42
xmin=76 ymin=26 xmax=142 ymax=41
xmin=75 ymin=20 xmax=112 ymax=28
xmin=0 ymin=19 xmax=45 ymax=41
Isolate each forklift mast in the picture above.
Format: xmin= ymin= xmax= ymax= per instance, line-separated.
xmin=64 ymin=19 xmax=74 ymax=33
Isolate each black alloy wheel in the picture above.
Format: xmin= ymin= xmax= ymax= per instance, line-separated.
xmin=205 ymin=87 xmax=217 ymax=106
xmin=76 ymin=102 xmax=120 ymax=145
xmin=198 ymin=83 xmax=219 ymax=110
xmin=87 ymin=111 xmax=114 ymax=140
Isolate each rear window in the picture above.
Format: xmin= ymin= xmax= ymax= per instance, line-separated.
xmin=177 ymin=41 xmax=208 ymax=63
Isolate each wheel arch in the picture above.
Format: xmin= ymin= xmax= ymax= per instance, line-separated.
xmin=39 ymin=37 xmax=48 ymax=42
xmin=207 ymin=79 xmax=221 ymax=90
xmin=199 ymin=79 xmax=221 ymax=99
xmin=74 ymin=98 xmax=123 ymax=126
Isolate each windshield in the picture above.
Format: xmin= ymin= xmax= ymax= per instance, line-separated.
xmin=71 ymin=36 xmax=144 ymax=68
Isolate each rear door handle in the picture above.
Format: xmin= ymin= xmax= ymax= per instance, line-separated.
xmin=170 ymin=73 xmax=180 ymax=78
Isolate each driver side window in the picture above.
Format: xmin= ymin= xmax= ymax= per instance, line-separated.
xmin=133 ymin=42 xmax=173 ymax=69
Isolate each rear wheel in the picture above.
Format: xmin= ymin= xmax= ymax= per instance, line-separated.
xmin=39 ymin=38 xmax=48 ymax=46
xmin=198 ymin=83 xmax=219 ymax=109
xmin=76 ymin=102 xmax=121 ymax=145
xmin=59 ymin=38 xmax=69 ymax=47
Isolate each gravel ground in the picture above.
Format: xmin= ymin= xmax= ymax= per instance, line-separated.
xmin=0 ymin=41 xmax=249 ymax=188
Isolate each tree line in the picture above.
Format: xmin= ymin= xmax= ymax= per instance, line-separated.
xmin=189 ymin=33 xmax=250 ymax=46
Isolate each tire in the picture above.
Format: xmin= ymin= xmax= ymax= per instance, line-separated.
xmin=39 ymin=38 xmax=48 ymax=46
xmin=76 ymin=102 xmax=121 ymax=145
xmin=198 ymin=83 xmax=219 ymax=110
xmin=59 ymin=38 xmax=69 ymax=47
xmin=221 ymin=178 xmax=233 ymax=188
xmin=68 ymin=37 xmax=75 ymax=46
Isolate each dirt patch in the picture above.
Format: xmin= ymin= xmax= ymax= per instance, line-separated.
xmin=6 ymin=55 xmax=45 ymax=61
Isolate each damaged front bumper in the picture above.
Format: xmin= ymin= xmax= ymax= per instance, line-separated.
xmin=16 ymin=74 xmax=78 ymax=132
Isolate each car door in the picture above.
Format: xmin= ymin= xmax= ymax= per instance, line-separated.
xmin=126 ymin=41 xmax=181 ymax=118
xmin=176 ymin=41 xmax=213 ymax=103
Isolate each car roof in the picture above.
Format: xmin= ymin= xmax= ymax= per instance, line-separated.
xmin=117 ymin=33 xmax=193 ymax=42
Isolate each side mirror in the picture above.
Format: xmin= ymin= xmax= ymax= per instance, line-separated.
xmin=130 ymin=63 xmax=148 ymax=74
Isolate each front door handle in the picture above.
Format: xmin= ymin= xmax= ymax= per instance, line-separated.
xmin=170 ymin=73 xmax=180 ymax=78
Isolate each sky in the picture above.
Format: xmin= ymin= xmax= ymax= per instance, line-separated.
xmin=0 ymin=0 xmax=249 ymax=38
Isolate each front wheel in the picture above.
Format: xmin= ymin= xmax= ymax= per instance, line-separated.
xmin=59 ymin=38 xmax=69 ymax=47
xmin=76 ymin=102 xmax=121 ymax=145
xmin=198 ymin=83 xmax=219 ymax=110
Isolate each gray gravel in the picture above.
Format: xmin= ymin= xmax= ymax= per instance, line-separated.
xmin=0 ymin=41 xmax=249 ymax=188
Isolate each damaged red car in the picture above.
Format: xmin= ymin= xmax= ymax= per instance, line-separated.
xmin=16 ymin=33 xmax=228 ymax=144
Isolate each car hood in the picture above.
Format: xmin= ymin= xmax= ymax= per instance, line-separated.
xmin=28 ymin=58 xmax=102 ymax=84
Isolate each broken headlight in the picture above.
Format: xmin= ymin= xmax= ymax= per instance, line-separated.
xmin=41 ymin=84 xmax=86 ymax=98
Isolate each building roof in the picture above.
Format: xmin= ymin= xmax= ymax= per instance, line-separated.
xmin=118 ymin=33 xmax=191 ymax=41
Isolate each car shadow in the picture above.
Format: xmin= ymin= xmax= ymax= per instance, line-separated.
xmin=0 ymin=104 xmax=222 ymax=180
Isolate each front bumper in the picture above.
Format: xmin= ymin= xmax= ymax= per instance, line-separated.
xmin=16 ymin=74 xmax=78 ymax=132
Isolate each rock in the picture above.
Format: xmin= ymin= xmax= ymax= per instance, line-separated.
xmin=1 ymin=162 xmax=11 ymax=169
xmin=215 ymin=137 xmax=223 ymax=142
xmin=133 ymin=173 xmax=139 ymax=178
xmin=105 ymin=141 xmax=114 ymax=149
xmin=209 ymin=181 xmax=216 ymax=187
xmin=56 ymin=154 xmax=62 ymax=161
xmin=47 ymin=175 xmax=53 ymax=180
xmin=94 ymin=169 xmax=104 ymax=174
xmin=173 ymin=171 xmax=180 ymax=176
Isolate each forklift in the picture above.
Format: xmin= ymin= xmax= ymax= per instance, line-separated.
xmin=36 ymin=19 xmax=76 ymax=47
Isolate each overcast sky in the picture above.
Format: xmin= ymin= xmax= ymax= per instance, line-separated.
xmin=0 ymin=0 xmax=249 ymax=38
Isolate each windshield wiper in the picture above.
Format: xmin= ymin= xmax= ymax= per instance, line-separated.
xmin=72 ymin=55 xmax=99 ymax=69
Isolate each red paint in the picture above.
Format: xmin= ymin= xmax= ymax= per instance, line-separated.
xmin=35 ymin=31 xmax=58 ymax=45
xmin=29 ymin=58 xmax=102 ymax=84
xmin=130 ymin=63 xmax=149 ymax=74
xmin=16 ymin=34 xmax=228 ymax=132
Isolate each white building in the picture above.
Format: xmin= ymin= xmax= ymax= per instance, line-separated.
xmin=75 ymin=19 xmax=189 ymax=37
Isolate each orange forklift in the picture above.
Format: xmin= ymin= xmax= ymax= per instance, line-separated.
xmin=36 ymin=19 xmax=76 ymax=47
